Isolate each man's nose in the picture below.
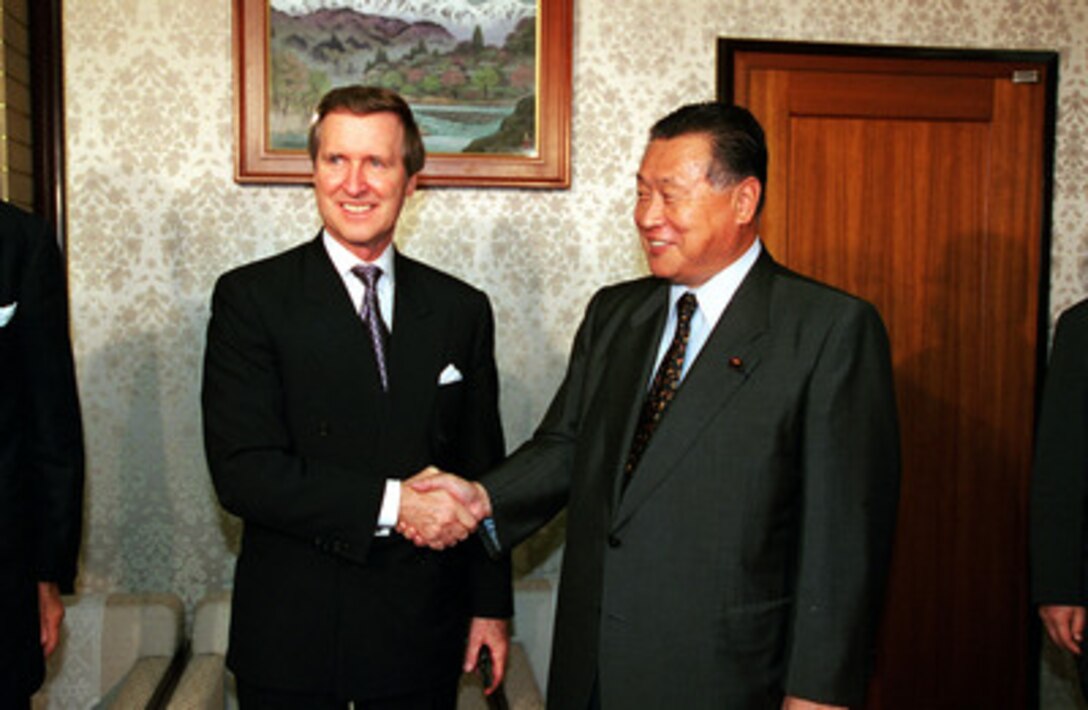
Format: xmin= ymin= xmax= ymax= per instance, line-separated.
xmin=636 ymin=193 xmax=664 ymax=227
xmin=343 ymin=163 xmax=369 ymax=195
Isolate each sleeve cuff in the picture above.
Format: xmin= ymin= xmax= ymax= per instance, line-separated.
xmin=376 ymin=479 xmax=401 ymax=534
xmin=477 ymin=517 xmax=502 ymax=558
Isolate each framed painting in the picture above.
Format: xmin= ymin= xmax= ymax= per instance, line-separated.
xmin=234 ymin=0 xmax=572 ymax=187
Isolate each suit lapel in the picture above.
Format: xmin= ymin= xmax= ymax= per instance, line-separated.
xmin=298 ymin=235 xmax=386 ymax=398
xmin=599 ymin=284 xmax=672 ymax=512
xmin=613 ymin=253 xmax=775 ymax=528
xmin=385 ymin=252 xmax=438 ymax=408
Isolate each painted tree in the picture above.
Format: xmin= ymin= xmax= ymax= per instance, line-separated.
xmin=271 ymin=49 xmax=310 ymax=115
xmin=420 ymin=74 xmax=442 ymax=95
xmin=441 ymin=66 xmax=467 ymax=98
xmin=306 ymin=70 xmax=331 ymax=113
xmin=509 ymin=62 xmax=534 ymax=92
xmin=471 ymin=66 xmax=501 ymax=99
xmin=381 ymin=69 xmax=405 ymax=91
xmin=504 ymin=17 xmax=535 ymax=56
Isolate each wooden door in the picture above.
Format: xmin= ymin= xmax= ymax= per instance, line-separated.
xmin=721 ymin=41 xmax=1056 ymax=709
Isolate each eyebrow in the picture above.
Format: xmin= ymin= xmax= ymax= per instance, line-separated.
xmin=636 ymin=174 xmax=688 ymax=189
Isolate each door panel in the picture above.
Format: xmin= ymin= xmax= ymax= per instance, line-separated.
xmin=724 ymin=42 xmax=1054 ymax=709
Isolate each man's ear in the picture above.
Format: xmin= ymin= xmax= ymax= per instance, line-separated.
xmin=732 ymin=176 xmax=762 ymax=225
xmin=406 ymin=173 xmax=419 ymax=197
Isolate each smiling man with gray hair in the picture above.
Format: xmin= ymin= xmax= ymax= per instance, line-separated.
xmin=202 ymin=86 xmax=511 ymax=709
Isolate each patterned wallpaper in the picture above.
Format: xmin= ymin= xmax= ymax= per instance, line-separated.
xmin=61 ymin=0 xmax=1088 ymax=699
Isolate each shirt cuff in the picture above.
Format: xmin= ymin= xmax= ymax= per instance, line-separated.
xmin=477 ymin=517 xmax=502 ymax=558
xmin=375 ymin=479 xmax=401 ymax=536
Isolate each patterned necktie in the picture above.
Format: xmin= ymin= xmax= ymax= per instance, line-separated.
xmin=351 ymin=264 xmax=390 ymax=391
xmin=623 ymin=292 xmax=698 ymax=484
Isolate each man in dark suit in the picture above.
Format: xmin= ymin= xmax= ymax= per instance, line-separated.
xmin=1030 ymin=298 xmax=1088 ymax=698
xmin=405 ymin=103 xmax=901 ymax=709
xmin=0 ymin=201 xmax=84 ymax=708
xmin=201 ymin=86 xmax=511 ymax=708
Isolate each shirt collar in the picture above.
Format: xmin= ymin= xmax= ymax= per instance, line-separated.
xmin=322 ymin=230 xmax=396 ymax=287
xmin=669 ymin=237 xmax=762 ymax=324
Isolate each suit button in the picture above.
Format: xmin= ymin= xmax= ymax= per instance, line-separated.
xmin=608 ymin=535 xmax=621 ymax=548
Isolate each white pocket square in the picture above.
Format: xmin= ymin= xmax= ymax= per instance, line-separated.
xmin=438 ymin=363 xmax=463 ymax=385
xmin=0 ymin=302 xmax=15 ymax=328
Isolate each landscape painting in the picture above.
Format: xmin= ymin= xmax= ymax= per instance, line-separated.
xmin=268 ymin=0 xmax=538 ymax=156
xmin=234 ymin=0 xmax=570 ymax=186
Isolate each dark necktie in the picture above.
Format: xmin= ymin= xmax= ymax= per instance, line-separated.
xmin=623 ymin=292 xmax=698 ymax=483
xmin=351 ymin=264 xmax=390 ymax=391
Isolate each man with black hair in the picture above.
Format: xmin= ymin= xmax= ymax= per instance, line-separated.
xmin=407 ymin=103 xmax=900 ymax=709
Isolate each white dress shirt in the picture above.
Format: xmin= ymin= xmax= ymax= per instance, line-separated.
xmin=649 ymin=238 xmax=762 ymax=385
xmin=323 ymin=231 xmax=396 ymax=330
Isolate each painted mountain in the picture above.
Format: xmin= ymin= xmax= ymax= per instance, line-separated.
xmin=268 ymin=1 xmax=537 ymax=156
xmin=272 ymin=0 xmax=535 ymax=42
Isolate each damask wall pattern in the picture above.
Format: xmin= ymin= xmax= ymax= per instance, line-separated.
xmin=61 ymin=0 xmax=1088 ymax=701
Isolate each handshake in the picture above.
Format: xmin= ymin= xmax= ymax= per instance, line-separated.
xmin=396 ymin=467 xmax=493 ymax=550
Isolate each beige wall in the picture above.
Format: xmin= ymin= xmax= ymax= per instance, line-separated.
xmin=62 ymin=0 xmax=1087 ymax=621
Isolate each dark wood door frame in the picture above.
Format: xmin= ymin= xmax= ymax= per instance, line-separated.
xmin=718 ymin=38 xmax=1059 ymax=709
xmin=28 ymin=0 xmax=66 ymax=249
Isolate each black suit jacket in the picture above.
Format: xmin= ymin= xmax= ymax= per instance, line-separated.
xmin=483 ymin=251 xmax=900 ymax=709
xmin=202 ymin=237 xmax=511 ymax=698
xmin=0 ymin=202 xmax=84 ymax=697
xmin=1031 ymin=299 xmax=1088 ymax=605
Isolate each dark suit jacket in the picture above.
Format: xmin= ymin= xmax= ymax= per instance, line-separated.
xmin=1030 ymin=299 xmax=1088 ymax=605
xmin=483 ymin=251 xmax=900 ymax=709
xmin=0 ymin=202 xmax=84 ymax=697
xmin=202 ymin=236 xmax=511 ymax=698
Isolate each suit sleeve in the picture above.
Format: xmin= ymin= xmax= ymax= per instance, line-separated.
xmin=784 ymin=300 xmax=901 ymax=706
xmin=483 ymin=291 xmax=606 ymax=552
xmin=459 ymin=294 xmax=513 ymax=618
xmin=19 ymin=217 xmax=84 ymax=593
xmin=202 ymin=271 xmax=386 ymax=564
xmin=1030 ymin=302 xmax=1088 ymax=604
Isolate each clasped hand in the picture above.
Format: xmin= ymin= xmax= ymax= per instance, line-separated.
xmin=396 ymin=466 xmax=491 ymax=549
